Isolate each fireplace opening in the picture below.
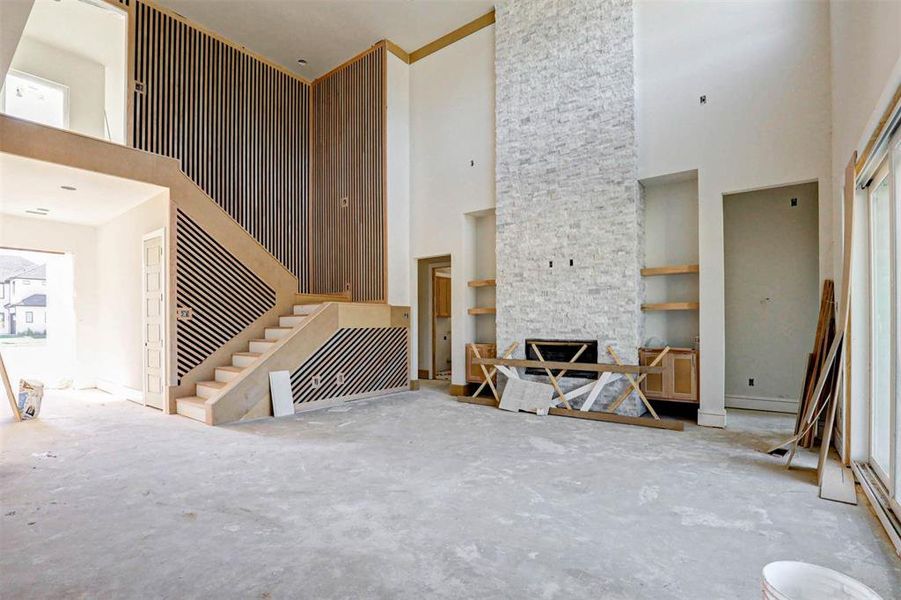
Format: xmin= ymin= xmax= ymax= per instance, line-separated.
xmin=525 ymin=339 xmax=599 ymax=379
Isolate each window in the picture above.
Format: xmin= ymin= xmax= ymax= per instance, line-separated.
xmin=0 ymin=70 xmax=69 ymax=130
xmin=25 ymin=311 xmax=33 ymax=324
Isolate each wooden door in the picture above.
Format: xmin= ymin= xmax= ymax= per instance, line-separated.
xmin=640 ymin=349 xmax=666 ymax=399
xmin=142 ymin=232 xmax=166 ymax=410
xmin=434 ymin=274 xmax=451 ymax=318
xmin=670 ymin=351 xmax=698 ymax=402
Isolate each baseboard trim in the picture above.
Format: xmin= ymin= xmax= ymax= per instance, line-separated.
xmin=409 ymin=380 xmax=421 ymax=391
xmin=725 ymin=394 xmax=798 ymax=414
xmin=95 ymin=379 xmax=144 ymax=404
xmin=697 ymin=410 xmax=726 ymax=428
xmin=293 ymin=386 xmax=409 ymax=414
xmin=448 ymin=383 xmax=470 ymax=397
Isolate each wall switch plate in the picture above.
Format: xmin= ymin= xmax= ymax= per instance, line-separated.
xmin=176 ymin=307 xmax=193 ymax=321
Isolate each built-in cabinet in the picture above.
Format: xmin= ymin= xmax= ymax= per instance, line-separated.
xmin=639 ymin=347 xmax=699 ymax=403
xmin=434 ymin=273 xmax=451 ymax=318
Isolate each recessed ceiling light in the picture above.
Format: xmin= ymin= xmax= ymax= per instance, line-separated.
xmin=297 ymin=59 xmax=308 ymax=66
xmin=60 ymin=185 xmax=77 ymax=191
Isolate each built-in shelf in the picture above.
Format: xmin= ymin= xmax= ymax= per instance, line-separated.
xmin=641 ymin=302 xmax=700 ymax=312
xmin=641 ymin=264 xmax=700 ymax=277
xmin=468 ymin=307 xmax=497 ymax=316
xmin=468 ymin=278 xmax=496 ymax=288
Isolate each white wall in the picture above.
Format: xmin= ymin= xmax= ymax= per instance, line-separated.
xmin=723 ymin=182 xmax=819 ymax=413
xmin=9 ymin=36 xmax=106 ymax=139
xmin=829 ymin=0 xmax=901 ymax=461
xmin=642 ymin=174 xmax=699 ymax=348
xmin=95 ymin=193 xmax=168 ymax=393
xmin=409 ymin=24 xmax=496 ymax=384
xmin=387 ymin=53 xmax=411 ymax=309
xmin=0 ymin=215 xmax=99 ymax=390
xmin=0 ymin=0 xmax=33 ymax=84
xmin=635 ymin=0 xmax=832 ymax=426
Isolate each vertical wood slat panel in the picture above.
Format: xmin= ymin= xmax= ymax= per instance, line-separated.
xmin=311 ymin=45 xmax=386 ymax=302
xmin=132 ymin=1 xmax=310 ymax=291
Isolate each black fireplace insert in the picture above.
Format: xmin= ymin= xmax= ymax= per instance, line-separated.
xmin=524 ymin=339 xmax=599 ymax=379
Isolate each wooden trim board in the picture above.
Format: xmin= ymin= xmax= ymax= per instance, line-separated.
xmin=468 ymin=307 xmax=496 ymax=315
xmin=467 ymin=278 xmax=496 ymax=287
xmin=856 ymin=82 xmax=901 ymax=175
xmin=474 ymin=357 xmax=662 ymax=375
xmin=409 ymin=11 xmax=496 ymax=63
xmin=455 ymin=397 xmax=684 ymax=431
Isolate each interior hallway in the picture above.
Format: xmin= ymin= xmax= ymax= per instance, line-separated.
xmin=1 ymin=389 xmax=899 ymax=599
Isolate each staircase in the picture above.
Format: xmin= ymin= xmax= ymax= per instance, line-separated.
xmin=175 ymin=301 xmax=323 ymax=422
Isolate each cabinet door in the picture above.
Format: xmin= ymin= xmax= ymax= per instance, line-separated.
xmin=434 ymin=275 xmax=451 ymax=318
xmin=466 ymin=344 xmax=496 ymax=383
xmin=670 ymin=352 xmax=698 ymax=402
xmin=640 ymin=350 xmax=666 ymax=399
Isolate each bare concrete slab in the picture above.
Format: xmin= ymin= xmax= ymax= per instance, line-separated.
xmin=1 ymin=387 xmax=899 ymax=599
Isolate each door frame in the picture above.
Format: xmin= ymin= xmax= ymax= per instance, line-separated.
xmin=867 ymin=155 xmax=896 ymax=491
xmin=141 ymin=227 xmax=168 ymax=409
xmin=430 ymin=265 xmax=451 ymax=378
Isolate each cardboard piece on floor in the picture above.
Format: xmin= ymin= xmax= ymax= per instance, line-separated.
xmin=499 ymin=378 xmax=555 ymax=414
xmin=0 ymin=352 xmax=20 ymax=421
xmin=819 ymin=454 xmax=857 ymax=505
xmin=269 ymin=370 xmax=295 ymax=418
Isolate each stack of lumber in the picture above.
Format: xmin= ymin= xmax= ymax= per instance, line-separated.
xmin=795 ymin=280 xmax=835 ymax=448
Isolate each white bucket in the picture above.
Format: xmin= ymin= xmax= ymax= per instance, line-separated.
xmin=761 ymin=561 xmax=883 ymax=600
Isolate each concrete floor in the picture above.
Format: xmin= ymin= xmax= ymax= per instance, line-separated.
xmin=1 ymin=386 xmax=900 ymax=599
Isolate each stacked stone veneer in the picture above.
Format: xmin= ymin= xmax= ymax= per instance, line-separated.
xmin=494 ymin=0 xmax=645 ymax=415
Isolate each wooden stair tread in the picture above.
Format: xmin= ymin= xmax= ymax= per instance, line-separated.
xmin=266 ymin=327 xmax=293 ymax=331
xmin=197 ymin=380 xmax=226 ymax=389
xmin=249 ymin=338 xmax=277 ymax=343
xmin=233 ymin=351 xmax=262 ymax=358
xmin=177 ymin=396 xmax=207 ymax=406
xmin=216 ymin=366 xmax=244 ymax=373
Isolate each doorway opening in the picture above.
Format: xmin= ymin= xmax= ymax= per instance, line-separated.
xmin=416 ymin=256 xmax=452 ymax=386
xmin=723 ymin=181 xmax=820 ymax=414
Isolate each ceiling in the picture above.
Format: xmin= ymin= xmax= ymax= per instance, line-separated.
xmin=153 ymin=0 xmax=495 ymax=79
xmin=0 ymin=153 xmax=166 ymax=226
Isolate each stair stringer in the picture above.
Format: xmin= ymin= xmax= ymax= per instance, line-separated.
xmin=205 ymin=303 xmax=411 ymax=425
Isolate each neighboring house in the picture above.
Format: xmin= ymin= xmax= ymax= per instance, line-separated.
xmin=0 ymin=259 xmax=48 ymax=336
xmin=4 ymin=293 xmax=47 ymax=335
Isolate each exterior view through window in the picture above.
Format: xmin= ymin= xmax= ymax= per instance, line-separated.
xmin=0 ymin=248 xmax=49 ymax=346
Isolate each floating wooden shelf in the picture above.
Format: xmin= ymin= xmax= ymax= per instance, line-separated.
xmin=468 ymin=278 xmax=496 ymax=287
xmin=468 ymin=307 xmax=497 ymax=315
xmin=641 ymin=302 xmax=700 ymax=312
xmin=641 ymin=264 xmax=700 ymax=277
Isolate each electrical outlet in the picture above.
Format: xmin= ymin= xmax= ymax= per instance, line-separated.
xmin=549 ymin=260 xmax=553 ymax=268
xmin=311 ymin=375 xmax=322 ymax=389
xmin=700 ymin=95 xmax=707 ymax=104
xmin=340 ymin=196 xmax=349 ymax=207
xmin=176 ymin=307 xmax=193 ymax=321
xmin=335 ymin=372 xmax=345 ymax=386
xmin=569 ymin=259 xmax=574 ymax=266
xmin=748 ymin=378 xmax=755 ymax=387
xmin=790 ymin=197 xmax=798 ymax=207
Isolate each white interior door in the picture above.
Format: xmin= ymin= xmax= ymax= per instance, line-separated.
xmin=142 ymin=231 xmax=166 ymax=410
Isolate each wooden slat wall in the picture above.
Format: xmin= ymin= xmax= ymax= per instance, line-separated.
xmin=132 ymin=1 xmax=310 ymax=290
xmin=311 ymin=45 xmax=387 ymax=302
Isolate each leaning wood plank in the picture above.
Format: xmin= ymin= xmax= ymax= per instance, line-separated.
xmin=0 ymin=353 xmax=20 ymax=421
xmin=530 ymin=344 xmax=574 ymax=410
xmin=819 ymin=454 xmax=857 ymax=505
xmin=473 ymin=357 xmax=660 ymax=375
xmin=816 ymin=350 xmax=843 ymax=483
xmin=549 ymin=408 xmax=683 ymax=431
xmin=580 ymin=372 xmax=613 ymax=412
xmin=606 ymin=347 xmax=670 ymax=414
xmin=471 ymin=345 xmax=500 ymax=403
xmin=471 ymin=342 xmax=518 ymax=398
xmin=607 ymin=346 xmax=660 ymax=420
xmin=456 ymin=397 xmax=684 ymax=431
